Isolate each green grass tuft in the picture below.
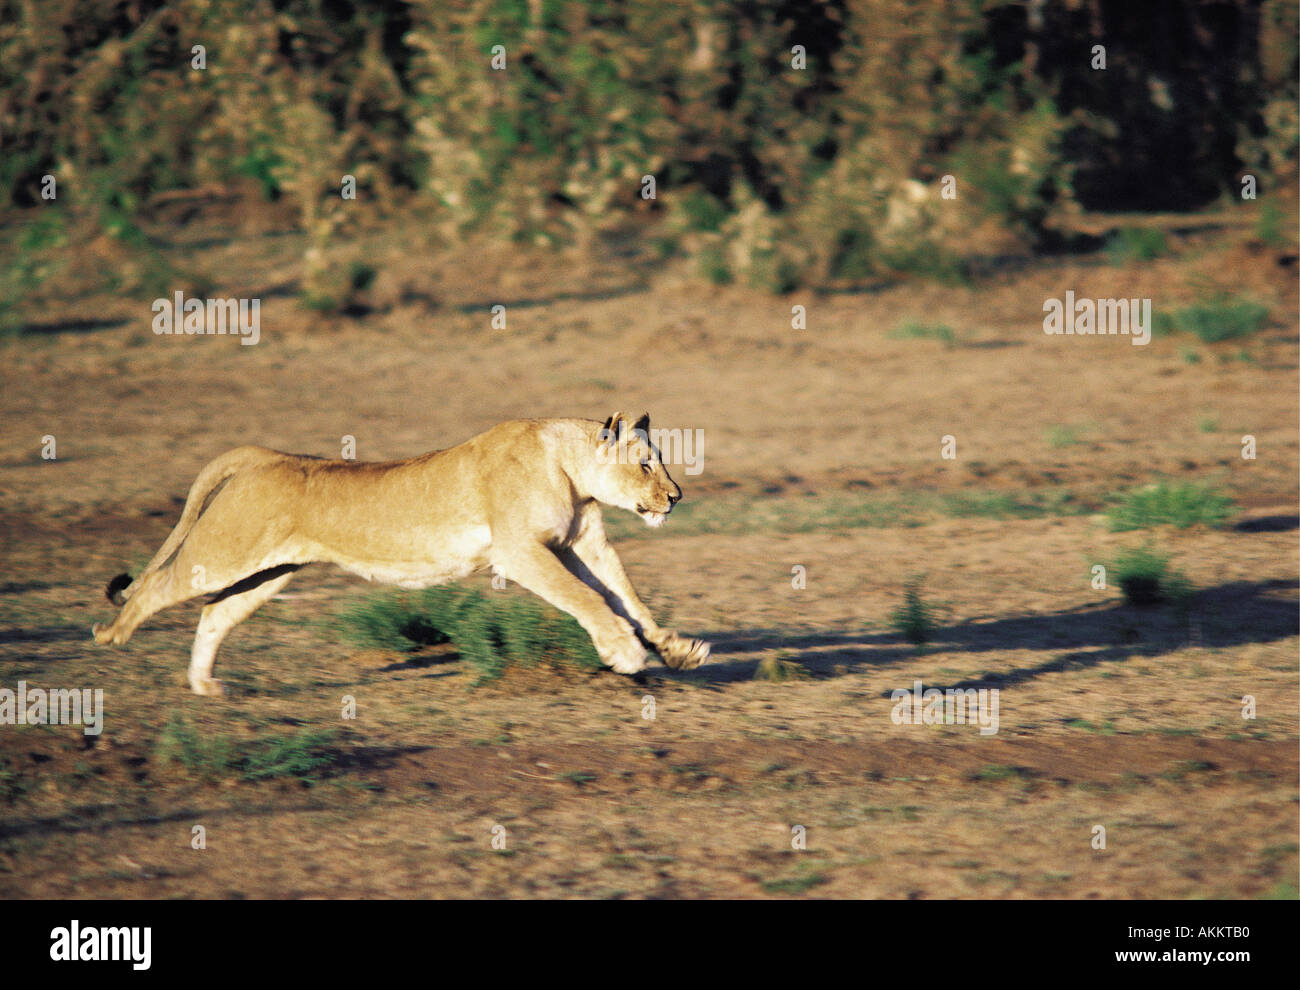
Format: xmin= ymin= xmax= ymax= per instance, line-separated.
xmin=1254 ymin=201 xmax=1288 ymax=250
xmin=890 ymin=576 xmax=940 ymax=645
xmin=890 ymin=320 xmax=957 ymax=346
xmin=1111 ymin=545 xmax=1193 ymax=608
xmin=1045 ymin=424 xmax=1082 ymax=448
xmin=156 ymin=715 xmax=335 ymax=784
xmin=1168 ymin=296 xmax=1270 ymax=343
xmin=1105 ymin=227 xmax=1168 ymax=264
xmin=339 ymin=587 xmax=601 ymax=682
xmin=760 ymin=868 xmax=831 ymax=894
xmin=1106 ymin=482 xmax=1234 ymax=531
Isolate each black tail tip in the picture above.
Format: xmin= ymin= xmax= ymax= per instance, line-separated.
xmin=105 ymin=573 xmax=132 ymax=606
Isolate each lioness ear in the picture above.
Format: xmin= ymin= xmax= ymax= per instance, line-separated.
xmin=600 ymin=411 xmax=626 ymax=446
xmin=632 ymin=411 xmax=650 ymax=438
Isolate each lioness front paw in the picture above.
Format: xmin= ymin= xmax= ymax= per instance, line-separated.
xmin=657 ymin=633 xmax=710 ymax=670
xmin=605 ymin=640 xmax=648 ymax=675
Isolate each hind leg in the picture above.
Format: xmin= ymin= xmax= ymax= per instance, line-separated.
xmin=93 ymin=565 xmax=194 ymax=646
xmin=94 ymin=513 xmax=295 ymax=646
xmin=188 ymin=569 xmax=298 ymax=696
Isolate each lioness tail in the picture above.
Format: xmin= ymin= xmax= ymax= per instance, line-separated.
xmin=105 ymin=573 xmax=133 ymax=606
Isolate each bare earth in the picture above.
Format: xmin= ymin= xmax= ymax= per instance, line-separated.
xmin=0 ymin=210 xmax=1296 ymax=898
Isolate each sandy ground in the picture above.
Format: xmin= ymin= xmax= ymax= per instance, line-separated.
xmin=0 ymin=207 xmax=1296 ymax=898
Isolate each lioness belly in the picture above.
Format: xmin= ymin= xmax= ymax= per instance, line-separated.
xmin=317 ymin=524 xmax=493 ymax=589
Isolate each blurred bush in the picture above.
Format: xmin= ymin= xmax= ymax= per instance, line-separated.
xmin=0 ymin=0 xmax=1293 ymax=291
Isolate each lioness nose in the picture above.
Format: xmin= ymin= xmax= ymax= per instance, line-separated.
xmin=669 ymin=487 xmax=681 ymax=505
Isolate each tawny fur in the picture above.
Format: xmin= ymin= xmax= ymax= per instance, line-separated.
xmin=93 ymin=412 xmax=710 ymax=695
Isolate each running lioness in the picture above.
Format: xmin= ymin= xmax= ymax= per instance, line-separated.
xmin=93 ymin=412 xmax=710 ymax=694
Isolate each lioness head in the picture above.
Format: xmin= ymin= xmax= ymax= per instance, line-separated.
xmin=594 ymin=411 xmax=682 ymax=527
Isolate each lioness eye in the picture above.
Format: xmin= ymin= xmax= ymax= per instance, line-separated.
xmin=640 ymin=459 xmax=651 ymax=473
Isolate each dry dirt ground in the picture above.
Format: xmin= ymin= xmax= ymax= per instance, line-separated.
xmin=0 ymin=206 xmax=1296 ymax=898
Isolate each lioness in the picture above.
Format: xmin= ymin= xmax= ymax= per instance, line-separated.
xmin=93 ymin=412 xmax=710 ymax=695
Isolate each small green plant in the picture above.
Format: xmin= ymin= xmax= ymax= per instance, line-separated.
xmin=1046 ymin=424 xmax=1082 ymax=448
xmin=890 ymin=320 xmax=957 ymax=346
xmin=338 ymin=595 xmax=453 ymax=652
xmin=348 ymin=260 xmax=377 ymax=294
xmin=233 ymin=134 xmax=286 ymax=200
xmin=1105 ymin=227 xmax=1168 ymax=264
xmin=339 ymin=587 xmax=601 ymax=681
xmin=1180 ymin=347 xmax=1202 ymax=365
xmin=890 ymin=576 xmax=939 ymax=644
xmin=155 ymin=715 xmax=335 ymax=784
xmin=1254 ymin=201 xmax=1288 ymax=249
xmin=0 ymin=210 xmax=71 ymax=335
xmin=679 ymin=191 xmax=728 ymax=233
xmin=1196 ymin=413 xmax=1219 ymax=433
xmin=241 ymin=728 xmax=337 ymax=782
xmin=1261 ymin=880 xmax=1299 ymax=900
xmin=1151 ymin=310 xmax=1178 ymax=338
xmin=1107 ymin=482 xmax=1233 ymax=531
xmin=760 ymin=866 xmax=830 ymax=894
xmin=1112 ymin=545 xmax=1193 ymax=608
xmin=155 ymin=715 xmax=236 ymax=779
xmin=1170 ymin=296 xmax=1270 ymax=343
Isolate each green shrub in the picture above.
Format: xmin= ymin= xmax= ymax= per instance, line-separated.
xmin=0 ymin=0 xmax=1086 ymax=291
xmin=0 ymin=209 xmax=69 ymax=334
xmin=1107 ymin=482 xmax=1234 ymax=531
xmin=340 ymin=587 xmax=601 ymax=681
xmin=1046 ymin=424 xmax=1081 ymax=448
xmin=1169 ymin=297 xmax=1270 ymax=343
xmin=156 ymin=715 xmax=335 ymax=784
xmin=1 ymin=1 xmax=1276 ymax=293
xmin=890 ymin=320 xmax=957 ymax=346
xmin=1112 ymin=545 xmax=1193 ymax=608
xmin=678 ymin=191 xmax=729 ymax=233
xmin=890 ymin=577 xmax=940 ymax=644
xmin=1105 ymin=227 xmax=1168 ymax=264
xmin=338 ymin=594 xmax=453 ymax=653
xmin=1151 ymin=310 xmax=1178 ymax=338
xmin=1254 ymin=201 xmax=1288 ymax=249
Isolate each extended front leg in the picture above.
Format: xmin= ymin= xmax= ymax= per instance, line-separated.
xmin=562 ymin=515 xmax=710 ymax=671
xmin=497 ymin=542 xmax=648 ymax=674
